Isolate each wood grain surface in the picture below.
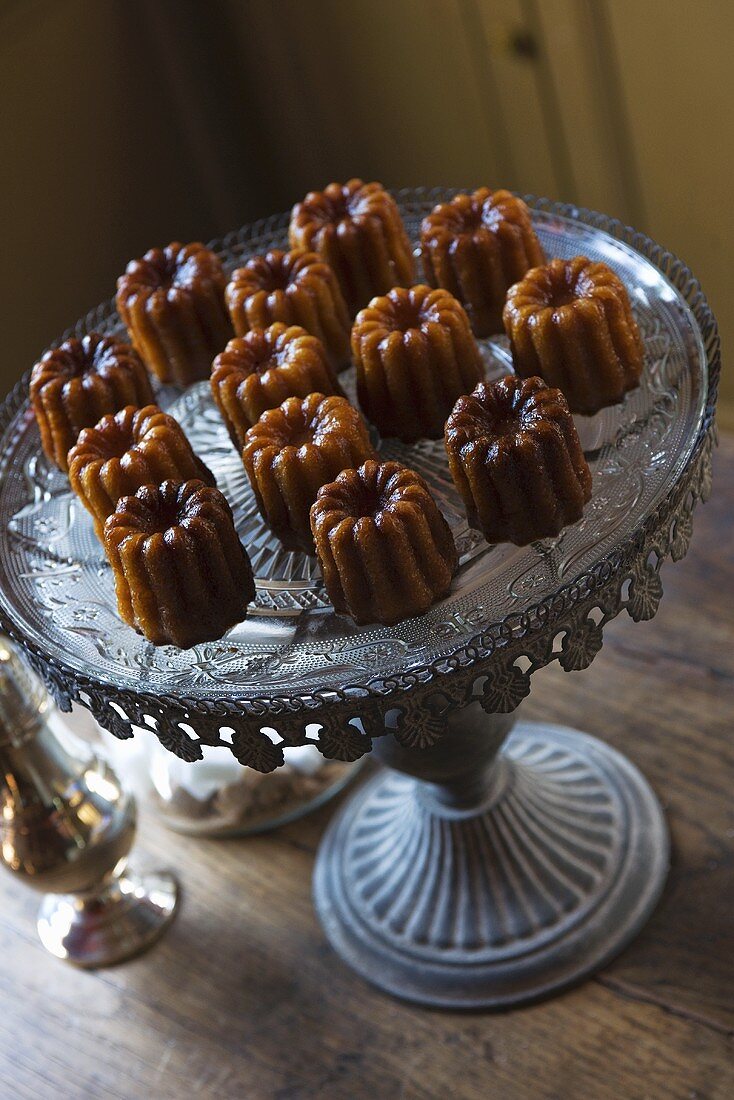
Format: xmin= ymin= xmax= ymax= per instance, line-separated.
xmin=1 ymin=437 xmax=732 ymax=1100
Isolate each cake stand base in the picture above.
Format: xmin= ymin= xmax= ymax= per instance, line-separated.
xmin=37 ymin=867 xmax=180 ymax=968
xmin=314 ymin=720 xmax=669 ymax=1009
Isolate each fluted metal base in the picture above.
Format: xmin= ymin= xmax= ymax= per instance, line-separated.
xmin=37 ymin=867 xmax=180 ymax=968
xmin=314 ymin=721 xmax=669 ymax=1009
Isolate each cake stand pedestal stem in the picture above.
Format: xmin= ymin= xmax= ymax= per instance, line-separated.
xmin=314 ymin=707 xmax=669 ymax=1009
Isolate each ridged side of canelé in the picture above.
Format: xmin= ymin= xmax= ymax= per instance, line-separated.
xmin=210 ymin=324 xmax=343 ymax=452
xmin=503 ymin=256 xmax=645 ymax=415
xmin=289 ymin=179 xmax=415 ymax=315
xmin=421 ymin=188 xmax=544 ymax=337
xmin=116 ymin=241 xmax=232 ymax=385
xmin=310 ymin=460 xmax=457 ymax=625
xmin=445 ymin=374 xmax=592 ymax=546
xmin=68 ymin=404 xmax=214 ymax=539
xmin=30 ymin=334 xmax=155 ymax=471
xmin=225 ymin=249 xmax=351 ymax=370
xmin=103 ymin=479 xmax=254 ymax=648
xmin=242 ymin=393 xmax=376 ymax=554
xmin=352 ymin=285 xmax=483 ymax=442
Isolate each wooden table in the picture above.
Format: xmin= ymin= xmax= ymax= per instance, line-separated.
xmin=2 ymin=437 xmax=732 ymax=1100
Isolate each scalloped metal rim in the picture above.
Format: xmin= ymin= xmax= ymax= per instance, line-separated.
xmin=0 ymin=191 xmax=721 ymax=732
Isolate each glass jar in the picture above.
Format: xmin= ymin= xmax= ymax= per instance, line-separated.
xmin=94 ymin=716 xmax=361 ymax=837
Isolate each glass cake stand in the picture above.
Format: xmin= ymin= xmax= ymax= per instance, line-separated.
xmin=0 ymin=192 xmax=719 ymax=1005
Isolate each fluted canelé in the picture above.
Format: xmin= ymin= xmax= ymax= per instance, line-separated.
xmin=68 ymin=405 xmax=215 ymax=539
xmin=30 ymin=334 xmax=155 ymax=472
xmin=503 ymin=256 xmax=645 ymax=415
xmin=210 ymin=324 xmax=343 ymax=452
xmin=421 ymin=188 xmax=545 ymax=337
xmin=352 ymin=285 xmax=484 ymax=442
xmin=445 ymin=374 xmax=592 ymax=546
xmin=289 ymin=179 xmax=415 ymax=315
xmin=104 ymin=480 xmax=254 ymax=648
xmin=311 ymin=460 xmax=458 ymax=625
xmin=242 ymin=393 xmax=376 ymax=554
xmin=225 ymin=249 xmax=351 ymax=370
xmin=116 ymin=242 xmax=232 ymax=384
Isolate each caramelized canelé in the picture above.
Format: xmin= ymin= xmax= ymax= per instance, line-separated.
xmin=310 ymin=460 xmax=458 ymax=625
xmin=210 ymin=324 xmax=342 ymax=452
xmin=503 ymin=256 xmax=644 ymax=415
xmin=289 ymin=179 xmax=415 ymax=315
xmin=352 ymin=285 xmax=483 ymax=443
xmin=225 ymin=249 xmax=351 ymax=371
xmin=421 ymin=188 xmax=544 ymax=337
xmin=242 ymin=393 xmax=376 ymax=554
xmin=68 ymin=404 xmax=214 ymax=539
xmin=104 ymin=479 xmax=254 ymax=648
xmin=445 ymin=374 xmax=592 ymax=546
xmin=30 ymin=334 xmax=154 ymax=472
xmin=117 ymin=241 xmax=232 ymax=384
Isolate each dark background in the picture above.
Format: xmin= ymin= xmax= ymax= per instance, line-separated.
xmin=2 ymin=0 xmax=730 ymax=420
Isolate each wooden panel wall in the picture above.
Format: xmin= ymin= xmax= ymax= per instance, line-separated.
xmin=603 ymin=0 xmax=732 ymax=425
xmin=0 ymin=0 xmax=729 ymax=420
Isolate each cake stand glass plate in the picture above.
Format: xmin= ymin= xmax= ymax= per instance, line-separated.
xmin=0 ymin=192 xmax=719 ymax=1007
xmin=0 ymin=201 xmax=707 ymax=712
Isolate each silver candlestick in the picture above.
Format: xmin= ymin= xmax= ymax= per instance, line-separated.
xmin=0 ymin=637 xmax=179 ymax=967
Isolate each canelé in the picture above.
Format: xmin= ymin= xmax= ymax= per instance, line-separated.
xmin=289 ymin=179 xmax=415 ymax=315
xmin=68 ymin=404 xmax=214 ymax=539
xmin=30 ymin=334 xmax=154 ymax=472
xmin=445 ymin=374 xmax=592 ymax=545
xmin=503 ymin=256 xmax=644 ymax=415
xmin=311 ymin=459 xmax=458 ymax=625
xmin=116 ymin=241 xmax=231 ymax=384
xmin=421 ymin=188 xmax=544 ymax=337
xmin=242 ymin=393 xmax=376 ymax=553
xmin=210 ymin=324 xmax=342 ymax=452
xmin=225 ymin=249 xmax=351 ymax=370
xmin=352 ymin=285 xmax=483 ymax=442
xmin=104 ymin=479 xmax=254 ymax=648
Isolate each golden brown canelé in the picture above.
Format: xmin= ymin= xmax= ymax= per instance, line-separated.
xmin=289 ymin=179 xmax=415 ymax=315
xmin=210 ymin=324 xmax=343 ymax=452
xmin=352 ymin=285 xmax=484 ymax=442
xmin=68 ymin=404 xmax=215 ymax=539
xmin=116 ymin=241 xmax=232 ymax=385
xmin=310 ymin=460 xmax=458 ymax=625
xmin=242 ymin=393 xmax=376 ymax=554
xmin=30 ymin=334 xmax=155 ymax=472
xmin=503 ymin=256 xmax=645 ymax=415
xmin=104 ymin=479 xmax=255 ymax=648
xmin=420 ymin=188 xmax=545 ymax=338
xmin=445 ymin=374 xmax=592 ymax=546
xmin=225 ymin=249 xmax=351 ymax=371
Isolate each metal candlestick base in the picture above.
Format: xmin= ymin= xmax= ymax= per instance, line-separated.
xmin=0 ymin=639 xmax=179 ymax=968
xmin=38 ymin=869 xmax=179 ymax=968
xmin=314 ymin=715 xmax=669 ymax=1009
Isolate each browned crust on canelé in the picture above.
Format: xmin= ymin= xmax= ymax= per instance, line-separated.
xmin=503 ymin=256 xmax=645 ymax=415
xmin=289 ymin=179 xmax=415 ymax=315
xmin=210 ymin=323 xmax=343 ymax=452
xmin=68 ymin=404 xmax=214 ymax=539
xmin=352 ymin=285 xmax=484 ymax=442
xmin=116 ymin=241 xmax=232 ymax=384
xmin=225 ymin=249 xmax=351 ymax=370
xmin=445 ymin=374 xmax=592 ymax=546
xmin=241 ymin=393 xmax=376 ymax=555
xmin=310 ymin=459 xmax=458 ymax=625
xmin=103 ymin=479 xmax=254 ymax=647
xmin=30 ymin=334 xmax=155 ymax=472
xmin=421 ymin=188 xmax=545 ymax=337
